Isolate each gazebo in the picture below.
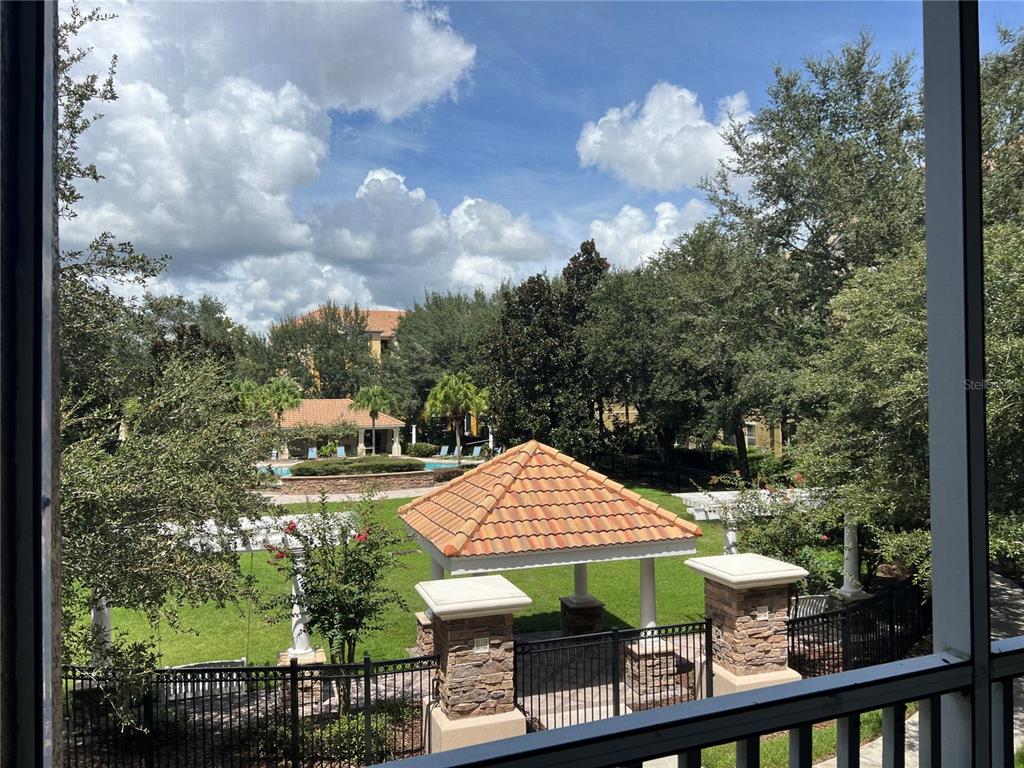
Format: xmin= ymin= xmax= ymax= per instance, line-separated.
xmin=399 ymin=440 xmax=702 ymax=634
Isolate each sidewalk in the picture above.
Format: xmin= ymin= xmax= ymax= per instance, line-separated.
xmin=262 ymin=486 xmax=432 ymax=505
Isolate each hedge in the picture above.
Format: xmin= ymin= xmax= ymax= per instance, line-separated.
xmin=406 ymin=442 xmax=439 ymax=458
xmin=433 ymin=467 xmax=468 ymax=483
xmin=291 ymin=457 xmax=425 ymax=476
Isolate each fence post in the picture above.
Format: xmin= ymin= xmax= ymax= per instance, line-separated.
xmin=289 ymin=657 xmax=300 ymax=768
xmin=841 ymin=606 xmax=852 ymax=671
xmin=363 ymin=652 xmax=373 ymax=766
xmin=143 ymin=677 xmax=155 ymax=768
xmin=611 ymin=628 xmax=621 ymax=717
xmin=888 ymin=588 xmax=898 ymax=661
xmin=704 ymin=619 xmax=714 ymax=697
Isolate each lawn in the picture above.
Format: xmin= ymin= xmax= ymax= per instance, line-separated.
xmin=111 ymin=486 xmax=723 ymax=666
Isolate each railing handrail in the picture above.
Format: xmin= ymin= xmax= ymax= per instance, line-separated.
xmin=388 ymin=651 xmax=973 ymax=768
xmin=514 ymin=619 xmax=707 ymax=650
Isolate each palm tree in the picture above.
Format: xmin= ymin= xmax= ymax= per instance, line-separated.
xmin=424 ymin=372 xmax=488 ymax=464
xmin=263 ymin=375 xmax=302 ymax=427
xmin=352 ymin=385 xmax=398 ymax=455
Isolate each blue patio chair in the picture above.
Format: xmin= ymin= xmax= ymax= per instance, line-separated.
xmin=270 ymin=449 xmax=279 ymax=461
xmin=471 ymin=446 xmax=482 ymax=458
xmin=453 ymin=445 xmax=463 ymax=458
xmin=307 ymin=447 xmax=318 ymax=460
xmin=336 ymin=446 xmax=346 ymax=458
xmin=437 ymin=445 xmax=450 ymax=458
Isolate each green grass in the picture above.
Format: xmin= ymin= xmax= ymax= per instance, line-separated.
xmin=111 ymin=486 xmax=722 ymax=666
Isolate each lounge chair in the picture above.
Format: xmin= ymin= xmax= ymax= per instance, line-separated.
xmin=453 ymin=445 xmax=463 ymax=458
xmin=437 ymin=445 xmax=450 ymax=458
xmin=270 ymin=449 xmax=279 ymax=461
xmin=336 ymin=446 xmax=346 ymax=458
xmin=470 ymin=446 xmax=482 ymax=458
xmin=307 ymin=447 xmax=318 ymax=460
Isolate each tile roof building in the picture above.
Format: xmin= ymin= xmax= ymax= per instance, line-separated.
xmin=279 ymin=398 xmax=404 ymax=457
xmin=296 ymin=306 xmax=405 ymax=359
xmin=401 ymin=440 xmax=702 ymax=630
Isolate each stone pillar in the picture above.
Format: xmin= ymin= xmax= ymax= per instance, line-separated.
xmin=415 ymin=611 xmax=435 ymax=655
xmin=639 ymin=557 xmax=657 ymax=629
xmin=687 ymin=553 xmax=808 ymax=695
xmin=837 ymin=514 xmax=869 ymax=602
xmin=559 ymin=563 xmax=604 ymax=635
xmin=416 ymin=575 xmax=531 ymax=752
xmin=391 ymin=427 xmax=402 ymax=456
xmin=412 ymin=424 xmax=418 ymax=445
xmin=624 ymin=637 xmax=692 ymax=709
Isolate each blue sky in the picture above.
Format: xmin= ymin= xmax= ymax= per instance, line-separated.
xmin=66 ymin=1 xmax=1024 ymax=330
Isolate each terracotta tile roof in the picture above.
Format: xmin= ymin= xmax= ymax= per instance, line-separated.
xmin=279 ymin=399 xmax=404 ymax=430
xmin=400 ymin=440 xmax=701 ymax=559
xmin=297 ymin=307 xmax=404 ymax=339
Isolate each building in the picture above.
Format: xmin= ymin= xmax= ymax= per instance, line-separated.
xmin=297 ymin=306 xmax=404 ymax=360
xmin=278 ymin=398 xmax=405 ymax=457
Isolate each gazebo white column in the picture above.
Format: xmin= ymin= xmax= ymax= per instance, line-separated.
xmin=487 ymin=426 xmax=494 ymax=450
xmin=90 ymin=596 xmax=111 ymax=663
xmin=391 ymin=427 xmax=402 ymax=456
xmin=411 ymin=424 xmax=417 ymax=445
xmin=277 ymin=540 xmax=325 ymax=676
xmin=573 ymin=563 xmax=589 ymax=598
xmin=639 ymin=557 xmax=657 ymax=628
xmin=560 ymin=562 xmax=604 ymax=635
xmin=356 ymin=429 xmax=367 ymax=456
xmin=837 ymin=513 xmax=868 ymax=602
xmin=430 ymin=559 xmax=445 ymax=580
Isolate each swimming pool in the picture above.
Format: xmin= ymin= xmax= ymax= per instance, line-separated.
xmin=422 ymin=461 xmax=458 ymax=471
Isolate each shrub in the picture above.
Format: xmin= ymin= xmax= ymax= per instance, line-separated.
xmin=406 ymin=442 xmax=439 ymax=458
xmin=291 ymin=457 xmax=424 ymax=476
xmin=433 ymin=467 xmax=468 ymax=483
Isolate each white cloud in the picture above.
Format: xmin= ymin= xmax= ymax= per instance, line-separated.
xmin=577 ymin=82 xmax=751 ymax=193
xmin=589 ymin=199 xmax=709 ymax=267
xmin=309 ymin=169 xmax=552 ymax=302
xmin=64 ymin=77 xmax=328 ymax=270
xmin=72 ymin=1 xmax=477 ymax=122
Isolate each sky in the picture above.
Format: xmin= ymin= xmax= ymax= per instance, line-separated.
xmin=64 ymin=0 xmax=1024 ymax=331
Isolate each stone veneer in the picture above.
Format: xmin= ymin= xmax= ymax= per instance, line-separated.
xmin=276 ymin=648 xmax=328 ymax=706
xmin=433 ymin=612 xmax=516 ymax=719
xmin=559 ymin=596 xmax=605 ymax=636
xmin=415 ymin=611 xmax=434 ymax=656
xmin=704 ymin=580 xmax=790 ymax=675
xmin=278 ymin=470 xmax=438 ymax=495
xmin=624 ymin=639 xmax=692 ymax=709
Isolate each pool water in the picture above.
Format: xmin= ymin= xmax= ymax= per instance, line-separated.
xmin=422 ymin=462 xmax=458 ymax=471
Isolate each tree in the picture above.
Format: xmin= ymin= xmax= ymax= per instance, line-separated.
xmin=268 ymin=494 xmax=406 ymax=668
xmin=484 ymin=242 xmax=608 ymax=457
xmin=267 ymin=303 xmax=378 ymax=398
xmin=981 ymin=26 xmax=1024 ymax=226
xmin=424 ymin=372 xmax=488 ymax=461
xmin=381 ymin=290 xmax=499 ymax=424
xmin=61 ymin=357 xmax=277 ymax=662
xmin=352 ymin=385 xmax=398 ymax=455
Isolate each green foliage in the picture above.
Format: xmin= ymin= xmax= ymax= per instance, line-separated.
xmin=484 ymin=241 xmax=607 ymax=457
xmin=982 ymin=27 xmax=1024 ymax=226
xmin=267 ymin=303 xmax=378 ymax=398
xmin=291 ymin=457 xmax=423 ymax=476
xmin=424 ymin=371 xmax=488 ymax=457
xmin=381 ymin=290 xmax=499 ymax=421
xmin=270 ymin=494 xmax=406 ymax=664
xmin=405 ymin=442 xmax=439 ymax=458
xmin=61 ymin=357 xmax=276 ymax=662
xmin=732 ymin=492 xmax=843 ymax=593
xmin=235 ymin=375 xmax=302 ymax=427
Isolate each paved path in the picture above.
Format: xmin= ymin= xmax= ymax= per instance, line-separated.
xmin=262 ymin=486 xmax=432 ymax=505
xmin=645 ymin=573 xmax=1024 ymax=768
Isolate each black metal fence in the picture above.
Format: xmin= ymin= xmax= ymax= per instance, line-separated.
xmin=513 ymin=620 xmax=711 ymax=732
xmin=63 ymin=653 xmax=439 ymax=768
xmin=787 ymin=583 xmax=931 ymax=678
xmin=590 ymin=453 xmax=708 ymax=492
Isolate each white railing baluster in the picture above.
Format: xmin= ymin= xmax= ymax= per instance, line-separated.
xmin=837 ymin=714 xmax=860 ymax=768
xmin=882 ymin=703 xmax=906 ymax=768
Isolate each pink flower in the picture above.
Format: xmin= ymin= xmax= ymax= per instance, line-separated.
xmin=274 ymin=551 xmax=287 ymax=560
xmin=819 ymin=534 xmax=829 ymax=542
xmin=794 ymin=472 xmax=805 ymax=486
xmin=354 ymin=530 xmax=369 ymax=543
xmin=283 ymin=521 xmax=298 ymax=535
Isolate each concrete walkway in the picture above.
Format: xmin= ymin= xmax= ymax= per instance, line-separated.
xmin=262 ymin=486 xmax=432 ymax=505
xmin=645 ymin=572 xmax=1024 ymax=768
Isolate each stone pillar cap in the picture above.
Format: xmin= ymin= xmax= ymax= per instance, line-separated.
xmin=415 ymin=575 xmax=532 ymax=620
xmin=686 ymin=553 xmax=808 ymax=588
